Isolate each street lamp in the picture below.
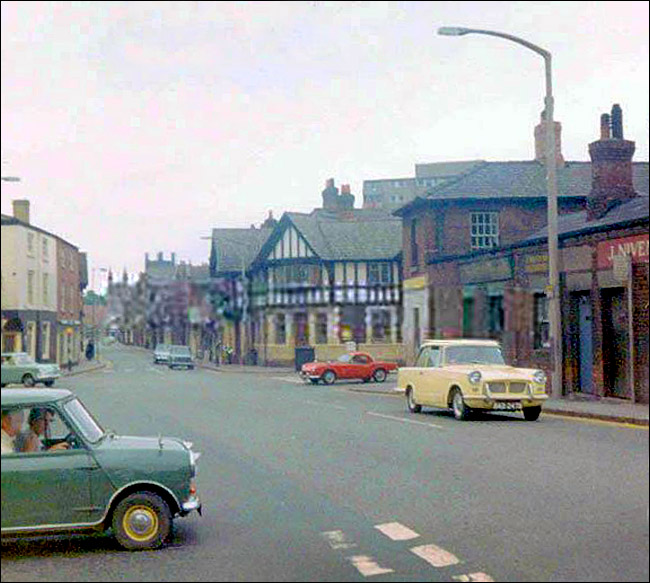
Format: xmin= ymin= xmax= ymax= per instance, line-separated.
xmin=438 ymin=26 xmax=562 ymax=398
xmin=1 ymin=176 xmax=21 ymax=182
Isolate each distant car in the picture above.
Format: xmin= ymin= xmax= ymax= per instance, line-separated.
xmin=300 ymin=352 xmax=398 ymax=385
xmin=398 ymin=339 xmax=548 ymax=421
xmin=1 ymin=388 xmax=201 ymax=550
xmin=0 ymin=353 xmax=60 ymax=388
xmin=168 ymin=345 xmax=194 ymax=370
xmin=153 ymin=344 xmax=171 ymax=365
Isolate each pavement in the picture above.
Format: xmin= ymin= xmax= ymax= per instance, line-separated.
xmin=196 ymin=359 xmax=649 ymax=426
xmin=60 ymin=355 xmax=107 ymax=378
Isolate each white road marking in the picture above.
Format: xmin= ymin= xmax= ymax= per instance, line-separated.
xmin=321 ymin=530 xmax=357 ymax=550
xmin=148 ymin=367 xmax=164 ymax=375
xmin=347 ymin=555 xmax=394 ymax=577
xmin=411 ymin=544 xmax=460 ymax=568
xmin=366 ymin=412 xmax=443 ymax=429
xmin=374 ymin=522 xmax=420 ymax=541
xmin=302 ymin=400 xmax=348 ymax=411
xmin=272 ymin=376 xmax=305 ymax=384
xmin=453 ymin=573 xmax=495 ymax=582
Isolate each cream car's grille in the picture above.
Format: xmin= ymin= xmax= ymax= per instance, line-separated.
xmin=487 ymin=382 xmax=506 ymax=393
xmin=487 ymin=382 xmax=528 ymax=394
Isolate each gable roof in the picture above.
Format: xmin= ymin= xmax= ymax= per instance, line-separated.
xmin=211 ymin=227 xmax=274 ymax=274
xmin=254 ymin=209 xmax=403 ymax=266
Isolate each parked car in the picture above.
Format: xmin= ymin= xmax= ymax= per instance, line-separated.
xmin=1 ymin=388 xmax=202 ymax=550
xmin=300 ymin=352 xmax=398 ymax=385
xmin=398 ymin=339 xmax=548 ymax=421
xmin=168 ymin=345 xmax=194 ymax=370
xmin=153 ymin=344 xmax=171 ymax=365
xmin=0 ymin=353 xmax=60 ymax=388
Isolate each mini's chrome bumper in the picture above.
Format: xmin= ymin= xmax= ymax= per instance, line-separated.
xmin=181 ymin=496 xmax=202 ymax=516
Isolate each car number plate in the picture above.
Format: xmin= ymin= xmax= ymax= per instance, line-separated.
xmin=493 ymin=402 xmax=522 ymax=411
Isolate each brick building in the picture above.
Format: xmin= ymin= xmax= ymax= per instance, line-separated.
xmin=401 ymin=106 xmax=649 ymax=403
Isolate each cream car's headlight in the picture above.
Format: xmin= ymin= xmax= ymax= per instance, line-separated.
xmin=468 ymin=371 xmax=482 ymax=384
xmin=533 ymin=370 xmax=547 ymax=384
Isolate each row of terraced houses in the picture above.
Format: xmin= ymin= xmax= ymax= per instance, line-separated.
xmin=110 ymin=106 xmax=649 ymax=404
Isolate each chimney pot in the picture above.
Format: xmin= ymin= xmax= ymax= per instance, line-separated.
xmin=600 ymin=114 xmax=611 ymax=140
xmin=12 ymin=200 xmax=30 ymax=224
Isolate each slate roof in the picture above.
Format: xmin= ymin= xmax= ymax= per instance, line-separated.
xmin=425 ymin=160 xmax=648 ymax=200
xmin=211 ymin=227 xmax=274 ymax=273
xmin=415 ymin=160 xmax=484 ymax=179
xmin=525 ymin=194 xmax=649 ymax=243
xmin=282 ymin=209 xmax=402 ymax=261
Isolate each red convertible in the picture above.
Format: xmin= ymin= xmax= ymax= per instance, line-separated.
xmin=300 ymin=352 xmax=398 ymax=385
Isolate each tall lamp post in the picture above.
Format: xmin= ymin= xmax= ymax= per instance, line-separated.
xmin=438 ymin=26 xmax=562 ymax=398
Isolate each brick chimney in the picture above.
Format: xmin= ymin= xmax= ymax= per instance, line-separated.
xmin=534 ymin=110 xmax=564 ymax=165
xmin=587 ymin=104 xmax=637 ymax=220
xmin=322 ymin=178 xmax=340 ymax=211
xmin=12 ymin=200 xmax=30 ymax=224
xmin=339 ymin=184 xmax=355 ymax=210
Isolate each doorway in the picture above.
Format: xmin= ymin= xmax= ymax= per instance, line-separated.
xmin=577 ymin=294 xmax=594 ymax=394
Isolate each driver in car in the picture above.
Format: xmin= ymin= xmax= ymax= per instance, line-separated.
xmin=15 ymin=408 xmax=70 ymax=453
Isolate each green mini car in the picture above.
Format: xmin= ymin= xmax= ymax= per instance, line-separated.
xmin=1 ymin=353 xmax=60 ymax=388
xmin=1 ymin=388 xmax=202 ymax=550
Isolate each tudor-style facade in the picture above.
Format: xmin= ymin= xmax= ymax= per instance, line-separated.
xmin=247 ymin=181 xmax=404 ymax=367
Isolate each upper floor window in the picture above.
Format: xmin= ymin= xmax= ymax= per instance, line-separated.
xmin=42 ymin=239 xmax=49 ymax=260
xmin=410 ymin=218 xmax=419 ymax=267
xmin=27 ymin=270 xmax=35 ymax=304
xmin=470 ymin=212 xmax=499 ymax=250
xmin=534 ymin=293 xmax=550 ymax=349
xmin=27 ymin=232 xmax=35 ymax=255
xmin=368 ymin=263 xmax=392 ymax=285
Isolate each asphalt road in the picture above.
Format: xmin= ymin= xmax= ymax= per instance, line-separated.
xmin=2 ymin=344 xmax=648 ymax=582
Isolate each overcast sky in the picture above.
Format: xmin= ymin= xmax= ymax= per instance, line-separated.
xmin=2 ymin=1 xmax=648 ymax=291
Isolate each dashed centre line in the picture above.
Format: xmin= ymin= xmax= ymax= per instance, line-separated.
xmin=348 ymin=555 xmax=394 ymax=577
xmin=366 ymin=411 xmax=444 ymax=429
xmin=411 ymin=544 xmax=460 ymax=568
xmin=453 ymin=573 xmax=496 ymax=582
xmin=375 ymin=522 xmax=420 ymax=541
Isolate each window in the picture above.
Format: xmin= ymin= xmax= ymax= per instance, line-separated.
xmin=368 ymin=263 xmax=392 ymax=285
xmin=534 ymin=293 xmax=550 ymax=348
xmin=42 ymin=273 xmax=49 ymax=305
xmin=27 ymin=270 xmax=35 ymax=304
xmin=415 ymin=346 xmax=430 ymax=367
xmin=315 ymin=313 xmax=328 ymax=344
xmin=42 ymin=238 xmax=49 ymax=260
xmin=275 ymin=314 xmax=286 ymax=345
xmin=42 ymin=322 xmax=51 ymax=360
xmin=27 ymin=232 xmax=35 ymax=255
xmin=410 ymin=218 xmax=419 ymax=267
xmin=470 ymin=212 xmax=499 ymax=249
xmin=371 ymin=309 xmax=391 ymax=342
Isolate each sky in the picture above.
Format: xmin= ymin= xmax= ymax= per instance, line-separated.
xmin=1 ymin=1 xmax=648 ymax=292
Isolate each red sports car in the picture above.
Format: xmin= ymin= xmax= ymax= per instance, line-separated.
xmin=300 ymin=352 xmax=398 ymax=385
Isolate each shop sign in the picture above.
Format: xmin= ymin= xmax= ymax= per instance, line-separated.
xmin=403 ymin=275 xmax=427 ymax=290
xmin=597 ymin=234 xmax=649 ymax=269
xmin=524 ymin=254 xmax=548 ymax=274
xmin=459 ymin=257 xmax=512 ymax=284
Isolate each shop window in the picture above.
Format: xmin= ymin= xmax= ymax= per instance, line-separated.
xmin=371 ymin=310 xmax=391 ymax=342
xmin=533 ymin=293 xmax=550 ymax=348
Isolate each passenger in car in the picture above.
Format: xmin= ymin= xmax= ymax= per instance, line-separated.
xmin=1 ymin=409 xmax=25 ymax=455
xmin=15 ymin=408 xmax=69 ymax=453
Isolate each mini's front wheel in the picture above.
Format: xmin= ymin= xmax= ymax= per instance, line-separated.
xmin=112 ymin=492 xmax=171 ymax=551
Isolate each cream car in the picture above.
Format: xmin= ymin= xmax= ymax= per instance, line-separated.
xmin=399 ymin=340 xmax=548 ymax=421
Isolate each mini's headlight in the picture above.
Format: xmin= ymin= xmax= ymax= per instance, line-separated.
xmin=533 ymin=370 xmax=547 ymax=384
xmin=468 ymin=370 xmax=482 ymax=384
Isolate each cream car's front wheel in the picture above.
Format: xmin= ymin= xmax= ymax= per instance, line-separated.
xmin=451 ymin=389 xmax=470 ymax=421
xmin=406 ymin=388 xmax=422 ymax=413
